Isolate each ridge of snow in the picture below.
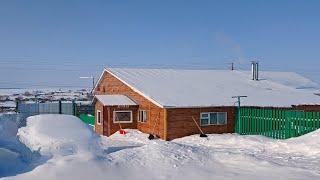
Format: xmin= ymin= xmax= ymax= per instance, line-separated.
xmin=17 ymin=114 xmax=101 ymax=156
xmin=3 ymin=114 xmax=320 ymax=179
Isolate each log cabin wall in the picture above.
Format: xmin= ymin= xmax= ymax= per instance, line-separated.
xmin=94 ymin=100 xmax=104 ymax=135
xmin=166 ymin=107 xmax=236 ymax=140
xmin=106 ymin=105 xmax=139 ymax=136
xmin=292 ymin=105 xmax=320 ymax=112
xmin=94 ymin=71 xmax=166 ymax=139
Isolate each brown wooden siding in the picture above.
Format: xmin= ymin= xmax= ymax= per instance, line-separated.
xmin=94 ymin=101 xmax=104 ymax=135
xmin=94 ymin=71 xmax=165 ymax=139
xmin=292 ymin=105 xmax=320 ymax=112
xmin=166 ymin=107 xmax=236 ymax=140
xmin=106 ymin=106 xmax=139 ymax=136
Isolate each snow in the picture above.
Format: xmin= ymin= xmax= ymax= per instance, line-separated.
xmin=2 ymin=114 xmax=320 ymax=179
xmin=0 ymin=101 xmax=16 ymax=108
xmin=94 ymin=95 xmax=137 ymax=106
xmin=103 ymin=68 xmax=320 ymax=107
xmin=17 ymin=114 xmax=100 ymax=156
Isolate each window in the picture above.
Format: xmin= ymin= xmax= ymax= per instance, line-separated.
xmin=138 ymin=110 xmax=147 ymax=123
xmin=97 ymin=110 xmax=101 ymax=125
xmin=200 ymin=112 xmax=227 ymax=126
xmin=113 ymin=111 xmax=133 ymax=123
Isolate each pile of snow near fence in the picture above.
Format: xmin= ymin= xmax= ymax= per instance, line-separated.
xmin=17 ymin=114 xmax=101 ymax=156
xmin=3 ymin=114 xmax=320 ymax=180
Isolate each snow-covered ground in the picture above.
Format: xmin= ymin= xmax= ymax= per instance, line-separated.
xmin=1 ymin=114 xmax=319 ymax=180
xmin=0 ymin=88 xmax=91 ymax=113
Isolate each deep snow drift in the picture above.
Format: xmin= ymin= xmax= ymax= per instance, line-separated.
xmin=0 ymin=114 xmax=41 ymax=177
xmin=2 ymin=114 xmax=320 ymax=180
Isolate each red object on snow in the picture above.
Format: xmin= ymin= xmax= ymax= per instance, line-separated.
xmin=119 ymin=129 xmax=126 ymax=135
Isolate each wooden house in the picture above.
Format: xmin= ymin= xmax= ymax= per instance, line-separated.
xmin=93 ymin=67 xmax=320 ymax=140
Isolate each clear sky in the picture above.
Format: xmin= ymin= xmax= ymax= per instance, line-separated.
xmin=0 ymin=0 xmax=320 ymax=88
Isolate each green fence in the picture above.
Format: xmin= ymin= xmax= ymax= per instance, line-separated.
xmin=235 ymin=107 xmax=320 ymax=139
xmin=79 ymin=114 xmax=95 ymax=126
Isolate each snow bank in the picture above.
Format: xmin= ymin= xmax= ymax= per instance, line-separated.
xmin=174 ymin=130 xmax=320 ymax=156
xmin=17 ymin=114 xmax=100 ymax=156
xmin=286 ymin=129 xmax=320 ymax=155
xmin=3 ymin=114 xmax=320 ymax=180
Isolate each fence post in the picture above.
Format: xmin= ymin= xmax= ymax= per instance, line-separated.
xmin=59 ymin=100 xmax=62 ymax=114
xmin=237 ymin=97 xmax=241 ymax=134
xmin=72 ymin=100 xmax=76 ymax=116
xmin=285 ymin=111 xmax=291 ymax=139
xmin=15 ymin=100 xmax=19 ymax=113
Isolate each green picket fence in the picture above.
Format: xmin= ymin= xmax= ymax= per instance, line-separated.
xmin=235 ymin=107 xmax=320 ymax=139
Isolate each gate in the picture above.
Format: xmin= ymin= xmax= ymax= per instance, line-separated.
xmin=235 ymin=107 xmax=320 ymax=139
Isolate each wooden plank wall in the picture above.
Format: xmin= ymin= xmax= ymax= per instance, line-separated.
xmin=94 ymin=101 xmax=104 ymax=135
xmin=94 ymin=71 xmax=165 ymax=139
xmin=166 ymin=107 xmax=236 ymax=140
xmin=106 ymin=106 xmax=139 ymax=136
xmin=292 ymin=105 xmax=320 ymax=112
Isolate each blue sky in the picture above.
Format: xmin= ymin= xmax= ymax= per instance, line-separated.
xmin=0 ymin=0 xmax=320 ymax=88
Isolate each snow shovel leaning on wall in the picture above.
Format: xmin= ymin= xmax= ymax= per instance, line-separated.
xmin=191 ymin=116 xmax=208 ymax=138
xmin=115 ymin=114 xmax=126 ymax=135
xmin=148 ymin=112 xmax=160 ymax=140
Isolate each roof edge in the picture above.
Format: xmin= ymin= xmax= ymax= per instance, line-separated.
xmin=94 ymin=68 xmax=164 ymax=108
xmin=93 ymin=94 xmax=138 ymax=106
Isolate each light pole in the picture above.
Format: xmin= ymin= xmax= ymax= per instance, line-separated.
xmin=232 ymin=96 xmax=247 ymax=134
xmin=80 ymin=76 xmax=95 ymax=92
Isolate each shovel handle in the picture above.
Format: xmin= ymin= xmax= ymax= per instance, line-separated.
xmin=192 ymin=116 xmax=205 ymax=135
xmin=115 ymin=113 xmax=122 ymax=130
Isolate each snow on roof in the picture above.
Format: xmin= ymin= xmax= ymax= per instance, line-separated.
xmin=103 ymin=68 xmax=320 ymax=107
xmin=94 ymin=94 xmax=137 ymax=106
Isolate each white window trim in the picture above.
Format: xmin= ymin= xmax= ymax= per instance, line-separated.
xmin=113 ymin=110 xmax=133 ymax=123
xmin=138 ymin=110 xmax=147 ymax=123
xmin=97 ymin=110 xmax=102 ymax=125
xmin=200 ymin=112 xmax=227 ymax=126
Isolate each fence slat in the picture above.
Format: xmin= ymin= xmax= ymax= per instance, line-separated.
xmin=237 ymin=107 xmax=320 ymax=139
xmin=316 ymin=112 xmax=320 ymax=129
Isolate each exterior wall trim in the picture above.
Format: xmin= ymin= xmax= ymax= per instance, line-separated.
xmin=93 ymin=68 xmax=164 ymax=108
xmin=93 ymin=70 xmax=106 ymax=93
xmin=96 ymin=110 xmax=102 ymax=125
xmin=104 ymin=68 xmax=164 ymax=108
xmin=113 ymin=110 xmax=133 ymax=123
xmin=199 ymin=112 xmax=228 ymax=126
xmin=163 ymin=108 xmax=168 ymax=140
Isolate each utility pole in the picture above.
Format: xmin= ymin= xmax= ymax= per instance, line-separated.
xmin=80 ymin=76 xmax=95 ymax=91
xmin=229 ymin=62 xmax=235 ymax=71
xmin=232 ymin=96 xmax=247 ymax=134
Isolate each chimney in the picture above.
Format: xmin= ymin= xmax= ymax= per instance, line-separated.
xmin=251 ymin=61 xmax=259 ymax=81
xmin=251 ymin=61 xmax=256 ymax=80
xmin=255 ymin=62 xmax=259 ymax=81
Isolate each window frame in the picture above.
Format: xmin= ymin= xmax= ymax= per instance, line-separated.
xmin=138 ymin=110 xmax=147 ymax=123
xmin=97 ymin=110 xmax=102 ymax=125
xmin=113 ymin=110 xmax=133 ymax=123
xmin=200 ymin=112 xmax=227 ymax=126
